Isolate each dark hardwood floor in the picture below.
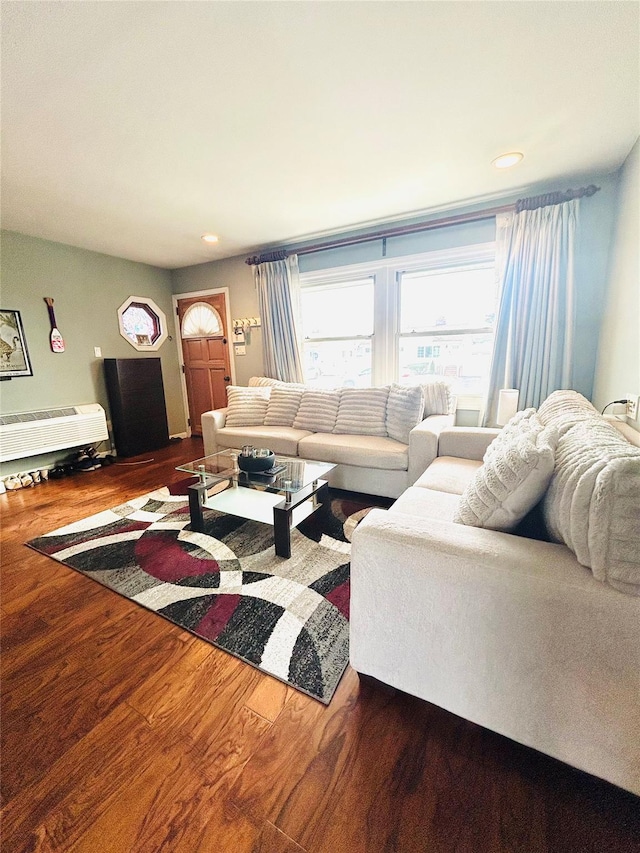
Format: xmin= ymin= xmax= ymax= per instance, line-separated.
xmin=1 ymin=437 xmax=638 ymax=852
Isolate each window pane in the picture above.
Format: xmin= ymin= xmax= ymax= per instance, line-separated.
xmin=301 ymin=279 xmax=374 ymax=339
xmin=400 ymin=267 xmax=497 ymax=333
xmin=182 ymin=302 xmax=222 ymax=338
xmin=399 ymin=333 xmax=494 ymax=395
xmin=304 ymin=340 xmax=372 ymax=389
xmin=122 ymin=303 xmax=160 ymax=345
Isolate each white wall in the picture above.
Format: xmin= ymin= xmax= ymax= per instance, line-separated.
xmin=593 ymin=138 xmax=640 ymax=425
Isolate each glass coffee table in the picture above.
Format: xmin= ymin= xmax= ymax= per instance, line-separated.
xmin=176 ymin=449 xmax=335 ymax=558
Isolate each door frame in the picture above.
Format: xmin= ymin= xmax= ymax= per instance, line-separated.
xmin=172 ymin=287 xmax=236 ymax=438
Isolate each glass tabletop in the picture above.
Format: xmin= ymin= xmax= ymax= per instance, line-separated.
xmin=176 ymin=449 xmax=335 ymax=496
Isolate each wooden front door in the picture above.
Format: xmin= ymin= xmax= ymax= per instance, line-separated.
xmin=177 ymin=293 xmax=232 ymax=436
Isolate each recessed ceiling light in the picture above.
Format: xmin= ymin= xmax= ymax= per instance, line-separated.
xmin=492 ymin=152 xmax=524 ymax=169
xmin=201 ymin=233 xmax=219 ymax=244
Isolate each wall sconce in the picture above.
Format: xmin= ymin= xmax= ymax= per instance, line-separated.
xmin=497 ymin=389 xmax=519 ymax=426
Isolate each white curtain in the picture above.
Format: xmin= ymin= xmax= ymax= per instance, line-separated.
xmin=484 ymin=199 xmax=578 ymax=425
xmin=253 ymin=254 xmax=305 ymax=383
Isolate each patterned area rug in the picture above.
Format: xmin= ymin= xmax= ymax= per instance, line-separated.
xmin=27 ymin=484 xmax=380 ymax=703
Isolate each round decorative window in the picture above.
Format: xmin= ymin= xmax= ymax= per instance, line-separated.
xmin=117 ymin=296 xmax=168 ymax=351
xmin=181 ymin=302 xmax=223 ymax=338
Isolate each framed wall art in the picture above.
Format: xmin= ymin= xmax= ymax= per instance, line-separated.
xmin=0 ymin=309 xmax=33 ymax=378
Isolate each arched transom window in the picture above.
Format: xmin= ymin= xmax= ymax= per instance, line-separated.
xmin=181 ymin=302 xmax=223 ymax=338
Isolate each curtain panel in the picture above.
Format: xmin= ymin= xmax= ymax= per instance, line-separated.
xmin=484 ymin=199 xmax=578 ymax=425
xmin=253 ymin=255 xmax=304 ymax=383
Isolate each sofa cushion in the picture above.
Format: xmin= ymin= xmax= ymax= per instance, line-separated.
xmin=293 ymin=389 xmax=341 ymax=432
xmin=263 ymin=387 xmax=304 ymax=427
xmin=542 ymin=418 xmax=640 ymax=595
xmin=415 ymin=457 xmax=482 ymax=495
xmin=422 ymin=381 xmax=452 ymax=416
xmin=215 ymin=426 xmax=312 ymax=456
xmin=386 ymin=384 xmax=425 ymax=444
xmin=334 ymin=387 xmax=390 ymax=437
xmin=454 ymin=421 xmax=558 ymax=531
xmin=391 ymin=485 xmax=461 ymax=522
xmin=224 ymin=386 xmax=270 ymax=427
xmin=299 ymin=433 xmax=408 ymax=470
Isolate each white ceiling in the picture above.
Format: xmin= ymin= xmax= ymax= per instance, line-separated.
xmin=2 ymin=2 xmax=638 ymax=270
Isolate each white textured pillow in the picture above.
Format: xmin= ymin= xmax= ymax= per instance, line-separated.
xmin=455 ymin=419 xmax=558 ymax=531
xmin=537 ymin=389 xmax=598 ymax=436
xmin=334 ymin=387 xmax=390 ymax=437
xmin=264 ymin=387 xmax=304 ymax=427
xmin=293 ymin=390 xmax=341 ymax=433
xmin=224 ymin=386 xmax=270 ymax=427
xmin=386 ymin=384 xmax=425 ymax=444
xmin=483 ymin=408 xmax=538 ymax=463
xmin=422 ymin=381 xmax=452 ymax=416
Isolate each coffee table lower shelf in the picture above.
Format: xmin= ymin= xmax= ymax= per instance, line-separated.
xmin=187 ymin=477 xmax=329 ymax=558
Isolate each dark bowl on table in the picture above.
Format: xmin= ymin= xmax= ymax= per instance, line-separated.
xmin=237 ymin=450 xmax=275 ymax=472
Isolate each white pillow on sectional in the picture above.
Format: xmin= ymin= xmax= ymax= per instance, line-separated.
xmin=386 ymin=384 xmax=425 ymax=444
xmin=422 ymin=381 xmax=452 ymax=416
xmin=224 ymin=386 xmax=271 ymax=427
xmin=333 ymin=387 xmax=390 ymax=437
xmin=264 ymin=387 xmax=304 ymax=427
xmin=483 ymin=408 xmax=538 ymax=463
xmin=293 ymin=389 xmax=341 ymax=433
xmin=455 ymin=419 xmax=558 ymax=532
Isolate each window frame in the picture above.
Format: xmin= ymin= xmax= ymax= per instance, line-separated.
xmin=299 ymin=242 xmax=496 ymax=405
xmin=117 ymin=295 xmax=168 ymax=352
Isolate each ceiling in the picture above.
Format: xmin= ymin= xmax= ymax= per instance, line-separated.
xmin=2 ymin=2 xmax=638 ymax=270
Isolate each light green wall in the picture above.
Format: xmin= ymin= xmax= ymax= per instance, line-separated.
xmin=0 ymin=231 xmax=185 ymax=475
xmin=593 ymin=138 xmax=640 ymax=425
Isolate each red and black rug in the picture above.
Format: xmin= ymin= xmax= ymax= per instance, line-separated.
xmin=27 ymin=484 xmax=384 ymax=703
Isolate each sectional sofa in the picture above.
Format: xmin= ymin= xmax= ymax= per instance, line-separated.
xmin=350 ymin=390 xmax=640 ymax=795
xmin=201 ymin=377 xmax=455 ymax=498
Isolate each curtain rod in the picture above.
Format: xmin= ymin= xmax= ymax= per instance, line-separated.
xmin=245 ymin=185 xmax=600 ymax=265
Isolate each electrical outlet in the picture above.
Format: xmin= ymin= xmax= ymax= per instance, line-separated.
xmin=626 ymin=395 xmax=639 ymax=420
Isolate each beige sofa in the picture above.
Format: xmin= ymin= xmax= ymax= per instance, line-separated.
xmin=351 ymin=391 xmax=640 ymax=795
xmin=201 ymin=378 xmax=455 ymax=499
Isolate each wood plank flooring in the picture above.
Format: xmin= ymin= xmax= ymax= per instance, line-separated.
xmin=1 ymin=437 xmax=638 ymax=852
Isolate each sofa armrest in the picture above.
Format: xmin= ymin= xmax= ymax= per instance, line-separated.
xmin=201 ymin=407 xmax=228 ymax=455
xmin=350 ymin=508 xmax=640 ymax=795
xmin=407 ymin=414 xmax=455 ymax=485
xmin=437 ymin=426 xmax=500 ymax=461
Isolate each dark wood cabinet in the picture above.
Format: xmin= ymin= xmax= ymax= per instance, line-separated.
xmin=104 ymin=357 xmax=170 ymax=457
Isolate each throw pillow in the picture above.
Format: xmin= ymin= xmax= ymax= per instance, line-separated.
xmin=264 ymin=387 xmax=305 ymax=427
xmin=483 ymin=408 xmax=538 ymax=463
xmin=293 ymin=389 xmax=342 ymax=433
xmin=422 ymin=381 xmax=452 ymax=416
xmin=385 ymin=384 xmax=425 ymax=444
xmin=454 ymin=419 xmax=558 ymax=532
xmin=333 ymin=387 xmax=390 ymax=437
xmin=224 ymin=386 xmax=271 ymax=427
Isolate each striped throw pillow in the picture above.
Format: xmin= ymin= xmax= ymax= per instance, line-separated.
xmin=293 ymin=390 xmax=341 ymax=433
xmin=422 ymin=381 xmax=452 ymax=416
xmin=333 ymin=387 xmax=390 ymax=437
xmin=224 ymin=386 xmax=270 ymax=427
xmin=264 ymin=387 xmax=305 ymax=427
xmin=386 ymin=384 xmax=425 ymax=444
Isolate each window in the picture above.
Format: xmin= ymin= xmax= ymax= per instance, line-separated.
xmin=398 ymin=263 xmax=497 ymax=395
xmin=117 ymin=296 xmax=168 ymax=351
xmin=299 ymin=244 xmax=497 ymax=400
xmin=300 ymin=277 xmax=374 ymax=388
xmin=181 ymin=302 xmax=222 ymax=338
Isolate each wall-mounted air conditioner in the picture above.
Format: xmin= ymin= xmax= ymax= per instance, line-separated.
xmin=0 ymin=404 xmax=109 ymax=462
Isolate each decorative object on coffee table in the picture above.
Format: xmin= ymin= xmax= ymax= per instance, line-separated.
xmin=237 ymin=446 xmax=275 ymax=472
